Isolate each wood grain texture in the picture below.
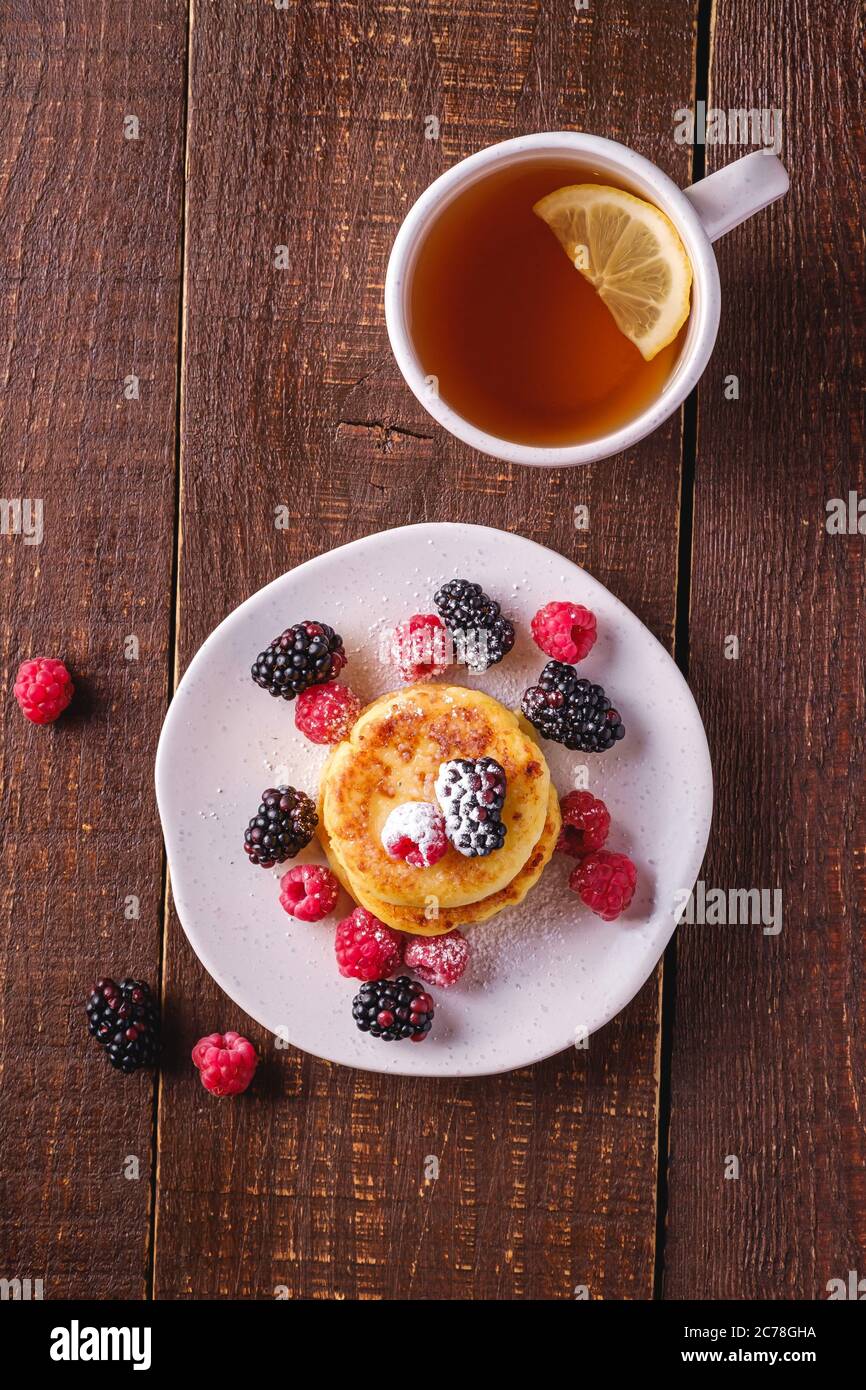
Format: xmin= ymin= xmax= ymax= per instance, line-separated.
xmin=0 ymin=0 xmax=187 ymax=1297
xmin=663 ymin=0 xmax=866 ymax=1298
xmin=154 ymin=0 xmax=698 ymax=1299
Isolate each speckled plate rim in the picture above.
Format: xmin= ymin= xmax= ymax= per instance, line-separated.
xmin=155 ymin=522 xmax=713 ymax=1078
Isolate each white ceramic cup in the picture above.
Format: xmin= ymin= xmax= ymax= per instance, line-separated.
xmin=384 ymin=132 xmax=789 ymax=468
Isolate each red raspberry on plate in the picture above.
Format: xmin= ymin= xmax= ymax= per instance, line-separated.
xmin=335 ymin=907 xmax=404 ymax=981
xmin=404 ymin=929 xmax=468 ymax=988
xmin=391 ymin=613 xmax=450 ymax=683
xmin=279 ymin=863 xmax=339 ymax=922
xmin=295 ymin=681 xmax=361 ymax=744
xmin=531 ymin=601 xmax=597 ymax=664
xmin=14 ymin=656 xmax=74 ymax=724
xmin=381 ymin=802 xmax=448 ymax=868
xmin=192 ymin=1031 xmax=258 ymax=1096
xmin=556 ymin=790 xmax=611 ymax=856
xmin=569 ymin=850 xmax=637 ymax=921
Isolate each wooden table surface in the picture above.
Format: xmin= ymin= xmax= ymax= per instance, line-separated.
xmin=1 ymin=0 xmax=863 ymax=1301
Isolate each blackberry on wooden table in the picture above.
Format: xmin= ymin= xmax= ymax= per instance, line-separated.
xmin=85 ymin=978 xmax=160 ymax=1073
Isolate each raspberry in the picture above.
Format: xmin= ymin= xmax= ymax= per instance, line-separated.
xmin=335 ymin=907 xmax=404 ymax=981
xmin=391 ymin=613 xmax=451 ymax=683
xmin=381 ymin=802 xmax=448 ymax=868
xmin=570 ymin=850 xmax=637 ymax=921
xmin=531 ymin=601 xmax=597 ymax=664
xmin=14 ymin=656 xmax=74 ymax=725
xmin=295 ymin=682 xmax=360 ymax=744
xmin=434 ymin=757 xmax=507 ymax=857
xmin=351 ymin=976 xmax=435 ymax=1041
xmin=192 ymin=1031 xmax=258 ymax=1096
xmin=404 ymin=930 xmax=468 ymax=988
xmin=556 ymin=790 xmax=611 ymax=856
xmin=279 ymin=863 xmax=339 ymax=921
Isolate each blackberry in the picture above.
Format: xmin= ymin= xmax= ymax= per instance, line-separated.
xmin=351 ymin=976 xmax=435 ymax=1042
xmin=251 ymin=621 xmax=345 ymax=700
xmin=244 ymin=785 xmax=317 ymax=867
xmin=85 ymin=978 xmax=159 ymax=1073
xmin=434 ymin=756 xmax=507 ymax=857
xmin=434 ymin=579 xmax=515 ymax=670
xmin=521 ymin=661 xmax=625 ymax=751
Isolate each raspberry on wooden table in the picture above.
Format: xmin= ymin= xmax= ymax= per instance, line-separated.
xmin=192 ymin=1031 xmax=258 ymax=1096
xmin=14 ymin=656 xmax=74 ymax=724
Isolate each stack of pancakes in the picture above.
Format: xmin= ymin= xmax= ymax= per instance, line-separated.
xmin=317 ymin=684 xmax=561 ymax=935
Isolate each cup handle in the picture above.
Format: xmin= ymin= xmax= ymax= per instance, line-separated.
xmin=683 ymin=150 xmax=789 ymax=242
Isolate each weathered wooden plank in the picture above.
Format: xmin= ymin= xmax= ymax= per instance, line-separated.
xmin=0 ymin=0 xmax=187 ymax=1298
xmin=664 ymin=0 xmax=866 ymax=1299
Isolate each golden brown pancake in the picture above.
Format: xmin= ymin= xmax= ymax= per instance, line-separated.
xmin=321 ymin=684 xmax=550 ymax=908
xmin=319 ymin=785 xmax=561 ymax=935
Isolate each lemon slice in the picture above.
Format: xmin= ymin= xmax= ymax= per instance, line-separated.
xmin=533 ymin=184 xmax=692 ymax=360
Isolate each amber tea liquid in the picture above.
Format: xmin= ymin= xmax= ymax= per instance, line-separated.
xmin=408 ymin=159 xmax=688 ymax=447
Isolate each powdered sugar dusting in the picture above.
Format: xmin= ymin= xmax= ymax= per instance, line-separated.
xmin=404 ymin=930 xmax=470 ymax=987
xmin=381 ymin=801 xmax=446 ymax=867
xmin=465 ymin=850 xmax=578 ymax=988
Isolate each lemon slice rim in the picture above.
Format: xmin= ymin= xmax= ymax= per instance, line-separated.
xmin=532 ymin=183 xmax=693 ymax=361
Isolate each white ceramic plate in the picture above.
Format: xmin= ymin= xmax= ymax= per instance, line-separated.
xmin=156 ymin=523 xmax=712 ymax=1077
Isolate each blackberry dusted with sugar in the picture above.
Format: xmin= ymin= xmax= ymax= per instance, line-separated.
xmin=435 ymin=756 xmax=507 ymax=857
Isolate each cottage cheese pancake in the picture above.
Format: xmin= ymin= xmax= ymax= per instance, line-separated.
xmin=320 ymin=684 xmax=551 ymax=908
xmin=319 ymin=784 xmax=561 ymax=935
